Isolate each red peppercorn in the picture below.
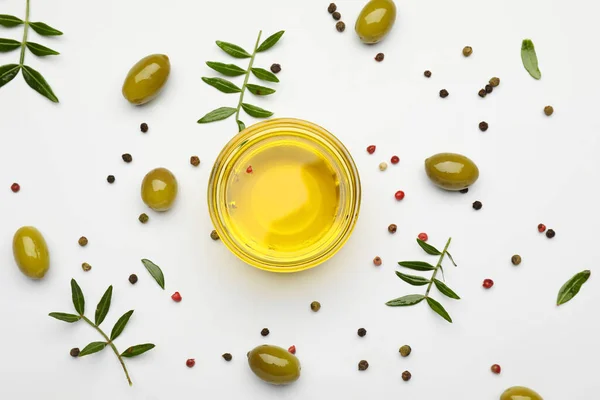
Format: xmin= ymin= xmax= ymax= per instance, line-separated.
xmin=391 ymin=155 xmax=400 ymax=164
xmin=171 ymin=292 xmax=182 ymax=302
xmin=288 ymin=345 xmax=296 ymax=354
xmin=395 ymin=190 xmax=405 ymax=201
xmin=418 ymin=232 xmax=428 ymax=241
xmin=10 ymin=183 xmax=20 ymax=193
xmin=482 ymin=279 xmax=494 ymax=289
xmin=186 ymin=358 xmax=195 ymax=368
xmin=538 ymin=223 xmax=546 ymax=233
xmin=246 ymin=166 xmax=253 ymax=174
xmin=367 ymin=145 xmax=376 ymax=154
xmin=490 ymin=364 xmax=501 ymax=374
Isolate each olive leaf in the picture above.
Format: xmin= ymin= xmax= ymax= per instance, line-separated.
xmin=398 ymin=261 xmax=436 ymax=271
xmin=251 ymin=67 xmax=279 ymax=83
xmin=141 ymin=259 xmax=165 ymax=289
xmin=79 ymin=342 xmax=107 ymax=357
xmin=426 ymin=297 xmax=452 ymax=323
xmin=216 ymin=40 xmax=251 ymax=58
xmin=22 ymin=65 xmax=59 ymax=102
xmin=246 ymin=84 xmax=275 ymax=96
xmin=206 ymin=61 xmax=246 ymax=77
xmin=111 ymin=310 xmax=134 ymax=341
xmin=0 ymin=14 xmax=23 ymax=27
xmin=237 ymin=120 xmax=246 ymax=132
xmin=95 ymin=286 xmax=113 ymax=326
xmin=241 ymin=103 xmax=273 ymax=118
xmin=0 ymin=64 xmax=20 ymax=88
xmin=433 ymin=279 xmax=460 ymax=300
xmin=0 ymin=38 xmax=21 ymax=52
xmin=385 ymin=294 xmax=426 ymax=307
xmin=395 ymin=271 xmax=430 ymax=286
xmin=70 ymin=279 xmax=85 ymax=316
xmin=26 ymin=41 xmax=59 ymax=56
xmin=202 ymin=77 xmax=242 ymax=94
xmin=29 ymin=21 xmax=62 ymax=36
xmin=198 ymin=107 xmax=237 ymax=124
xmin=256 ymin=30 xmax=284 ymax=52
xmin=417 ymin=239 xmax=441 ymax=255
xmin=521 ymin=39 xmax=541 ymax=80
xmin=557 ymin=270 xmax=591 ymax=306
xmin=121 ymin=344 xmax=155 ymax=358
xmin=48 ymin=312 xmax=81 ymax=323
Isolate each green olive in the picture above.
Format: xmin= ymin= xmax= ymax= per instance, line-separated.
xmin=500 ymin=386 xmax=543 ymax=400
xmin=424 ymin=152 xmax=479 ymax=191
xmin=355 ymin=0 xmax=397 ymax=44
xmin=13 ymin=226 xmax=50 ymax=279
xmin=247 ymin=345 xmax=301 ymax=385
xmin=122 ymin=54 xmax=170 ymax=105
xmin=141 ymin=167 xmax=178 ymax=211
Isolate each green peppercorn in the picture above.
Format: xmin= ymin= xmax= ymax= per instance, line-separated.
xmin=544 ymin=105 xmax=554 ymax=116
xmin=81 ymin=262 xmax=92 ymax=272
xmin=511 ymin=255 xmax=522 ymax=266
xmin=310 ymin=301 xmax=321 ymax=312
xmin=399 ymin=345 xmax=411 ymax=357
xmin=139 ymin=213 xmax=149 ymax=224
xmin=190 ymin=156 xmax=200 ymax=166
xmin=462 ymin=46 xmax=473 ymax=57
xmin=78 ymin=236 xmax=88 ymax=247
xmin=489 ymin=77 xmax=500 ymax=87
xmin=210 ymin=230 xmax=220 ymax=240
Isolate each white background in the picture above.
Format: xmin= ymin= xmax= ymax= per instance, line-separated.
xmin=1 ymin=0 xmax=599 ymax=398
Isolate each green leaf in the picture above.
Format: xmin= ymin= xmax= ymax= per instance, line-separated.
xmin=70 ymin=279 xmax=85 ymax=316
xmin=141 ymin=259 xmax=165 ymax=289
xmin=110 ymin=310 xmax=134 ymax=341
xmin=521 ymin=39 xmax=541 ymax=80
xmin=22 ymin=65 xmax=59 ymax=102
xmin=416 ymin=239 xmax=441 ymax=255
xmin=246 ymin=84 xmax=275 ymax=96
xmin=79 ymin=342 xmax=107 ymax=357
xmin=446 ymin=252 xmax=457 ymax=267
xmin=251 ymin=67 xmax=279 ymax=83
xmin=256 ymin=30 xmax=284 ymax=52
xmin=0 ymin=14 xmax=24 ymax=28
xmin=121 ymin=343 xmax=155 ymax=358
xmin=26 ymin=42 xmax=59 ymax=56
xmin=433 ymin=279 xmax=460 ymax=300
xmin=398 ymin=261 xmax=436 ymax=271
xmin=94 ymin=286 xmax=113 ymax=326
xmin=202 ymin=77 xmax=242 ymax=94
xmin=0 ymin=38 xmax=21 ymax=52
xmin=426 ymin=297 xmax=452 ymax=323
xmin=197 ymin=107 xmax=237 ymax=124
xmin=48 ymin=312 xmax=81 ymax=323
xmin=557 ymin=270 xmax=591 ymax=306
xmin=29 ymin=22 xmax=63 ymax=36
xmin=385 ymin=294 xmax=426 ymax=307
xmin=206 ymin=61 xmax=246 ymax=77
xmin=241 ymin=103 xmax=273 ymax=118
xmin=237 ymin=120 xmax=246 ymax=132
xmin=0 ymin=64 xmax=20 ymax=88
xmin=395 ymin=271 xmax=430 ymax=286
xmin=216 ymin=41 xmax=251 ymax=58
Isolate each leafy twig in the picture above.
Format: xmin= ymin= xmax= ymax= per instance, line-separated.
xmin=49 ymin=279 xmax=155 ymax=386
xmin=0 ymin=0 xmax=62 ymax=102
xmin=198 ymin=30 xmax=284 ymax=132
xmin=386 ymin=238 xmax=460 ymax=323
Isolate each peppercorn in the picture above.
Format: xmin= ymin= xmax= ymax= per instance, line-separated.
xmin=395 ymin=190 xmax=405 ymax=201
xmin=82 ymin=262 xmax=92 ymax=272
xmin=373 ymin=256 xmax=382 ymax=267
xmin=186 ymin=359 xmax=195 ymax=368
xmin=511 ymin=255 xmax=522 ymax=266
xmin=485 ymin=84 xmax=493 ymax=94
xmin=332 ymin=11 xmax=341 ymax=20
xmin=472 ymin=201 xmax=482 ymax=210
xmin=310 ymin=301 xmax=321 ymax=312
xmin=140 ymin=122 xmax=148 ymax=133
xmin=479 ymin=121 xmax=489 ymax=132
xmin=328 ymin=3 xmax=337 ymax=13
xmin=246 ymin=165 xmax=253 ymax=174
xmin=399 ymin=345 xmax=411 ymax=357
xmin=402 ymin=371 xmax=412 ymax=381
xmin=478 ymin=89 xmax=487 ymax=98
xmin=358 ymin=360 xmax=369 ymax=371
xmin=260 ymin=328 xmax=270 ymax=337
xmin=491 ymin=364 xmax=501 ymax=374
xmin=78 ymin=236 xmax=88 ymax=247
xmin=483 ymin=278 xmax=494 ymax=289
xmin=538 ymin=223 xmax=546 ymax=233
xmin=107 ymin=175 xmax=115 ymax=184
xmin=388 ymin=224 xmax=397 ymax=234
xmin=190 ymin=156 xmax=200 ymax=166
xmin=288 ymin=345 xmax=296 ymax=354
xmin=462 ymin=46 xmax=473 ymax=57
xmin=459 ymin=188 xmax=469 ymax=194
xmin=70 ymin=348 xmax=80 ymax=357
xmin=544 ymin=105 xmax=554 ymax=116
xmin=171 ymin=292 xmax=182 ymax=302
xmin=357 ymin=328 xmax=367 ymax=337
xmin=546 ymin=229 xmax=556 ymax=239
xmin=10 ymin=182 xmax=20 ymax=193
xmin=367 ymin=145 xmax=376 ymax=154
xmin=210 ymin=229 xmax=220 ymax=240
xmin=391 ymin=155 xmax=400 ymax=164
xmin=222 ymin=353 xmax=232 ymax=361
xmin=418 ymin=233 xmax=428 ymax=241
xmin=129 ymin=274 xmax=138 ymax=284
xmin=336 ymin=21 xmax=345 ymax=32
xmin=424 ymin=70 xmax=432 ymax=78
xmin=439 ymin=89 xmax=449 ymax=98
xmin=379 ymin=162 xmax=388 ymax=171
xmin=270 ymin=63 xmax=281 ymax=74
xmin=375 ymin=53 xmax=384 ymax=62
xmin=489 ymin=77 xmax=500 ymax=87
xmin=139 ymin=213 xmax=149 ymax=224
xmin=122 ymin=153 xmax=132 ymax=163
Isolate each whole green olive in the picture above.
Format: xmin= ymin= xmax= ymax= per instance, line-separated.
xmin=122 ymin=54 xmax=170 ymax=105
xmin=355 ymin=0 xmax=397 ymax=44
xmin=247 ymin=345 xmax=301 ymax=385
xmin=141 ymin=167 xmax=178 ymax=211
xmin=424 ymin=152 xmax=479 ymax=191
xmin=13 ymin=226 xmax=50 ymax=279
xmin=500 ymin=386 xmax=543 ymax=400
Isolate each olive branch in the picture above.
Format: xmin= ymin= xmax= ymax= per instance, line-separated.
xmin=0 ymin=0 xmax=62 ymax=102
xmin=197 ymin=30 xmax=284 ymax=132
xmin=386 ymin=238 xmax=460 ymax=323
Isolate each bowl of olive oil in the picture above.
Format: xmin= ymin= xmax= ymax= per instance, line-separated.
xmin=208 ymin=118 xmax=361 ymax=273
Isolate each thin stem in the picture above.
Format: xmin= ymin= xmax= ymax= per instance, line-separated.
xmin=424 ymin=237 xmax=452 ymax=298
xmin=82 ymin=316 xmax=132 ymax=386
xmin=234 ymin=30 xmax=262 ymax=125
xmin=19 ymin=0 xmax=30 ymax=65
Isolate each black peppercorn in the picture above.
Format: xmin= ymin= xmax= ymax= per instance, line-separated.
xmin=357 ymin=328 xmax=367 ymax=337
xmin=546 ymin=229 xmax=556 ymax=239
xmin=459 ymin=188 xmax=469 ymax=194
xmin=511 ymin=255 xmax=522 ymax=266
xmin=332 ymin=11 xmax=341 ymax=20
xmin=70 ymin=348 xmax=80 ymax=357
xmin=210 ymin=230 xmax=220 ymax=240
xmin=122 ymin=153 xmax=132 ymax=163
xmin=129 ymin=274 xmax=138 ymax=284
xmin=140 ymin=123 xmax=148 ymax=133
xmin=402 ymin=370 xmax=412 ymax=381
xmin=260 ymin=328 xmax=270 ymax=337
xmin=336 ymin=21 xmax=345 ymax=32
xmin=479 ymin=121 xmax=489 ymax=132
xmin=328 ymin=3 xmax=337 ymax=13
xmin=478 ymin=89 xmax=487 ymax=98
xmin=375 ymin=53 xmax=384 ymax=62
xmin=485 ymin=84 xmax=493 ymax=94
xmin=222 ymin=353 xmax=233 ymax=361
xmin=424 ymin=70 xmax=432 ymax=78
xmin=439 ymin=89 xmax=449 ymax=98
xmin=472 ymin=201 xmax=482 ymax=210
xmin=270 ymin=63 xmax=281 ymax=74
xmin=358 ymin=360 xmax=369 ymax=371
xmin=388 ymin=224 xmax=397 ymax=233
xmin=107 ymin=175 xmax=115 ymax=184
xmin=190 ymin=156 xmax=200 ymax=166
